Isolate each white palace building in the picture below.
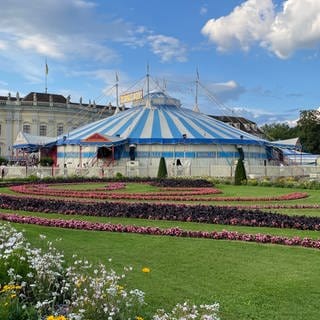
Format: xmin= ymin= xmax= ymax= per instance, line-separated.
xmin=0 ymin=92 xmax=116 ymax=160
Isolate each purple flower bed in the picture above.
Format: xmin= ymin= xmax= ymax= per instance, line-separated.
xmin=1 ymin=213 xmax=320 ymax=250
xmin=148 ymin=178 xmax=214 ymax=188
xmin=1 ymin=194 xmax=320 ymax=230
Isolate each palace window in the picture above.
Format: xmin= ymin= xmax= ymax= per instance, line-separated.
xmin=23 ymin=123 xmax=31 ymax=134
xmin=57 ymin=124 xmax=64 ymax=136
xmin=39 ymin=124 xmax=47 ymax=136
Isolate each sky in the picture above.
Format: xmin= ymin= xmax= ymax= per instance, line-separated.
xmin=1 ymin=0 xmax=320 ymax=126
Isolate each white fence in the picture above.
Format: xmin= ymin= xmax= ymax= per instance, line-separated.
xmin=1 ymin=164 xmax=320 ymax=179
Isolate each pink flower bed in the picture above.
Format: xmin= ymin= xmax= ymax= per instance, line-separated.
xmin=1 ymin=213 xmax=319 ymax=250
xmin=9 ymin=184 xmax=308 ymax=202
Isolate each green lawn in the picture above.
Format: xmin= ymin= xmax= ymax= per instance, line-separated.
xmin=9 ymin=223 xmax=320 ymax=320
xmin=1 ymin=182 xmax=320 ymax=319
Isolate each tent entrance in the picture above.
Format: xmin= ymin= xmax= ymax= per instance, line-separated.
xmin=97 ymin=146 xmax=113 ymax=160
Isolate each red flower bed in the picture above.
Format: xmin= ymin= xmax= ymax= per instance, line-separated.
xmin=1 ymin=213 xmax=320 ymax=250
xmin=9 ymin=184 xmax=308 ymax=202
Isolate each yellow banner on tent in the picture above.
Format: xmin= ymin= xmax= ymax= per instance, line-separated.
xmin=120 ymin=90 xmax=143 ymax=104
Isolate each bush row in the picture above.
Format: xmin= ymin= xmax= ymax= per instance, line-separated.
xmin=1 ymin=194 xmax=320 ymax=230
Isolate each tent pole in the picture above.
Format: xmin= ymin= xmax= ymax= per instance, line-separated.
xmin=79 ymin=145 xmax=82 ymax=167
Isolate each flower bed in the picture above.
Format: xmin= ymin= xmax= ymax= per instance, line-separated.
xmin=9 ymin=183 xmax=223 ymax=200
xmin=1 ymin=194 xmax=320 ymax=230
xmin=1 ymin=213 xmax=320 ymax=250
xmin=8 ymin=183 xmax=308 ymax=202
xmin=148 ymin=178 xmax=214 ymax=188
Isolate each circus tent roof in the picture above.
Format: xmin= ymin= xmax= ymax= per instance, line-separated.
xmin=281 ymin=148 xmax=319 ymax=165
xmin=271 ymin=137 xmax=300 ymax=149
xmin=13 ymin=131 xmax=56 ymax=152
xmin=56 ymin=92 xmax=267 ymax=146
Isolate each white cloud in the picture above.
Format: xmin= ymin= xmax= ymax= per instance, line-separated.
xmin=0 ymin=0 xmax=137 ymax=85
xmin=0 ymin=1 xmax=131 ymax=62
xmin=230 ymin=106 xmax=296 ymax=125
xmin=202 ymin=0 xmax=320 ymax=59
xmin=147 ymin=35 xmax=187 ymax=62
xmin=70 ymin=69 xmax=129 ymax=86
xmin=205 ymin=80 xmax=245 ymax=103
xmin=69 ymin=68 xmax=133 ymax=103
xmin=201 ymin=0 xmax=275 ymax=52
xmin=73 ymin=0 xmax=97 ymax=8
xmin=200 ymin=6 xmax=208 ymax=16
xmin=0 ymin=0 xmax=188 ymax=87
xmin=18 ymin=34 xmax=65 ymax=59
xmin=263 ymin=0 xmax=320 ymax=58
xmin=214 ymin=80 xmax=238 ymax=90
xmin=0 ymin=41 xmax=7 ymax=50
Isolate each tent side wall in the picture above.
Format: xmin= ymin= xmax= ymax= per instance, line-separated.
xmin=56 ymin=144 xmax=126 ymax=167
xmin=57 ymin=145 xmax=96 ymax=167
xmin=57 ymin=143 xmax=267 ymax=174
xmin=132 ymin=143 xmax=266 ymax=165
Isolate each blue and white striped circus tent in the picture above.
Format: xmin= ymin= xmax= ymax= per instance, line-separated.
xmin=55 ymin=91 xmax=269 ymax=176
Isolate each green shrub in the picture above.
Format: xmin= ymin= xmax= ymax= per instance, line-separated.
xmin=157 ymin=157 xmax=168 ymax=178
xmin=39 ymin=157 xmax=53 ymax=166
xmin=27 ymin=175 xmax=39 ymax=182
xmin=0 ymin=156 xmax=8 ymax=165
xmin=115 ymin=172 xmax=124 ymax=179
xmin=234 ymin=159 xmax=247 ymax=185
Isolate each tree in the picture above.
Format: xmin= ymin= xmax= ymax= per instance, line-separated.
xmin=157 ymin=157 xmax=168 ymax=178
xmin=296 ymin=109 xmax=320 ymax=154
xmin=0 ymin=157 xmax=8 ymax=165
xmin=40 ymin=157 xmax=53 ymax=166
xmin=234 ymin=158 xmax=247 ymax=185
xmin=260 ymin=123 xmax=297 ymax=141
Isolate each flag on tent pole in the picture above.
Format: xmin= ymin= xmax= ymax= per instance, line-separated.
xmin=45 ymin=61 xmax=48 ymax=75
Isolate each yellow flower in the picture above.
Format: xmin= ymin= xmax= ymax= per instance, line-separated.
xmin=136 ymin=316 xmax=144 ymax=320
xmin=0 ymin=284 xmax=21 ymax=293
xmin=142 ymin=267 xmax=150 ymax=273
xmin=117 ymin=285 xmax=124 ymax=292
xmin=10 ymin=294 xmax=16 ymax=299
xmin=46 ymin=316 xmax=67 ymax=320
xmin=0 ymin=284 xmax=11 ymax=292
